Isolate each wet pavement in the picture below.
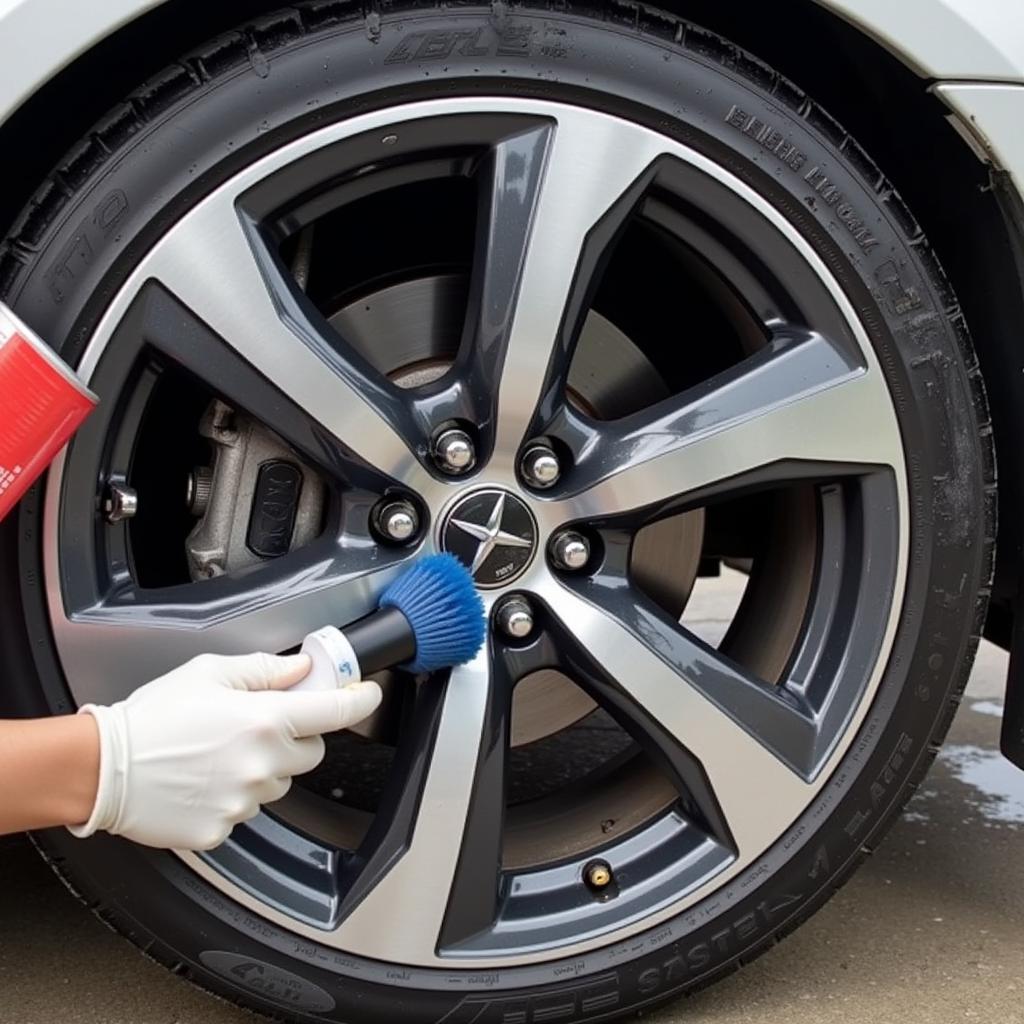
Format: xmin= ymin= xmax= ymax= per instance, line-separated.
xmin=1 ymin=609 xmax=1023 ymax=1023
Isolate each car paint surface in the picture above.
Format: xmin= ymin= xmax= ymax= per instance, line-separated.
xmin=821 ymin=0 xmax=1024 ymax=80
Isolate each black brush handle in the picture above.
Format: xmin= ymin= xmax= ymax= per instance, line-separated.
xmin=344 ymin=606 xmax=416 ymax=677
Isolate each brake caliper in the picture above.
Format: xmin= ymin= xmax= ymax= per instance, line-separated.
xmin=185 ymin=399 xmax=324 ymax=580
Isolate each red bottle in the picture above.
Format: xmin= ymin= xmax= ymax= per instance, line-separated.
xmin=0 ymin=305 xmax=97 ymax=521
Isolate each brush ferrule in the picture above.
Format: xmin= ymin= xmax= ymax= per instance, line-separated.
xmin=344 ymin=606 xmax=416 ymax=677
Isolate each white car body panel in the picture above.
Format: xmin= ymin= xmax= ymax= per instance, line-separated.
xmin=0 ymin=0 xmax=1022 ymax=197
xmin=822 ymin=0 xmax=1024 ymax=80
xmin=0 ymin=0 xmax=163 ymax=122
xmin=934 ymin=83 xmax=1024 ymax=197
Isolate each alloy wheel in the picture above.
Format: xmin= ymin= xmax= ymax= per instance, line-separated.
xmin=43 ymin=97 xmax=907 ymax=972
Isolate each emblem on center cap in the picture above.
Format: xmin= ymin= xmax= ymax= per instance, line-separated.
xmin=441 ymin=489 xmax=537 ymax=589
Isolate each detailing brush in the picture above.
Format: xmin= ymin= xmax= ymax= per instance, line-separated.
xmin=293 ymin=554 xmax=486 ymax=691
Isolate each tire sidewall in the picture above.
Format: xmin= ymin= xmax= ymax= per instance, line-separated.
xmin=1 ymin=6 xmax=987 ymax=1022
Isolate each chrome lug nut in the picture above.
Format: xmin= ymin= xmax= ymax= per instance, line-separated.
xmin=551 ymin=530 xmax=591 ymax=571
xmin=521 ymin=443 xmax=561 ymax=489
xmin=434 ymin=428 xmax=476 ymax=474
xmin=496 ymin=596 xmax=535 ymax=639
xmin=104 ymin=482 xmax=138 ymax=523
xmin=376 ymin=499 xmax=420 ymax=544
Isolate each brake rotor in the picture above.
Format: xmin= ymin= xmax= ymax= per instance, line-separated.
xmin=330 ymin=273 xmax=705 ymax=746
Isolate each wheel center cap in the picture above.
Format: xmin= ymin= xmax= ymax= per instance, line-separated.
xmin=441 ymin=488 xmax=537 ymax=589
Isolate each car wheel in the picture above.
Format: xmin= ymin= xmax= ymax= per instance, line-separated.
xmin=0 ymin=3 xmax=995 ymax=1022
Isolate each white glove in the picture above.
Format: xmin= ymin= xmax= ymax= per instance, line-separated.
xmin=69 ymin=651 xmax=382 ymax=851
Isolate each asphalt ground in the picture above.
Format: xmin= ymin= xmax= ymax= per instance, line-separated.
xmin=2 ymin=577 xmax=1022 ymax=1024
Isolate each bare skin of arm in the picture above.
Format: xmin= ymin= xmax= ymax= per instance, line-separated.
xmin=0 ymin=715 xmax=100 ymax=833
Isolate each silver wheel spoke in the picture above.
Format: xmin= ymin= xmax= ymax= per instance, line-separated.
xmin=147 ymin=192 xmax=434 ymax=494
xmin=491 ymin=113 xmax=667 ymax=457
xmin=550 ymin=328 xmax=899 ymax=522
xmin=550 ymin=584 xmax=813 ymax=858
xmin=333 ymin=650 xmax=506 ymax=960
xmin=57 ymin=553 xmax=402 ymax=705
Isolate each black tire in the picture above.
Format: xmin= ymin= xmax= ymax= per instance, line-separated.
xmin=0 ymin=4 xmax=994 ymax=1022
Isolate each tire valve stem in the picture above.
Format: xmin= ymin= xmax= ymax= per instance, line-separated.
xmin=584 ymin=859 xmax=614 ymax=892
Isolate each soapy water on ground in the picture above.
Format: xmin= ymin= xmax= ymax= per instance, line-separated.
xmin=970 ymin=700 xmax=1006 ymax=718
xmin=901 ymin=697 xmax=1024 ymax=829
xmin=937 ymin=742 xmax=1024 ymax=825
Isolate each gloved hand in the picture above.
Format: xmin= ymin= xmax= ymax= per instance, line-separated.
xmin=69 ymin=651 xmax=382 ymax=851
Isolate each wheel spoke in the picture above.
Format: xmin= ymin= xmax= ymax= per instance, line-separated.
xmin=572 ymin=577 xmax=821 ymax=775
xmin=332 ymin=648 xmax=513 ymax=958
xmin=144 ymin=187 xmax=434 ymax=493
xmin=477 ymin=113 xmax=667 ymax=458
xmin=415 ymin=125 xmax=553 ymax=434
xmin=547 ymin=583 xmax=813 ymax=858
xmin=116 ymin=284 xmax=390 ymax=487
xmin=550 ymin=327 xmax=897 ymax=522
xmin=56 ymin=546 xmax=404 ymax=706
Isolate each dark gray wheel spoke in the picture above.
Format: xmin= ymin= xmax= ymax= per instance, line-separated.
xmin=566 ymin=577 xmax=820 ymax=779
xmin=546 ymin=584 xmax=812 ymax=859
xmin=481 ymin=112 xmax=667 ymax=462
xmin=438 ymin=649 xmax=514 ymax=949
xmin=333 ymin=680 xmax=449 ymax=922
xmin=57 ymin=546 xmax=404 ymax=705
xmin=120 ymin=284 xmax=388 ymax=488
xmin=144 ymin=185 xmax=436 ymax=496
xmin=332 ymin=650 xmax=512 ymax=960
xmin=413 ymin=126 xmax=553 ymax=436
xmin=542 ymin=615 xmax=734 ymax=850
xmin=548 ymin=326 xmax=899 ymax=522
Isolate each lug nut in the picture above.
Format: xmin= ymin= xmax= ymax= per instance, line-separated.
xmin=584 ymin=860 xmax=613 ymax=890
xmin=496 ymin=596 xmax=535 ymax=639
xmin=521 ymin=443 xmax=561 ymax=489
xmin=434 ymin=428 xmax=476 ymax=474
xmin=186 ymin=466 xmax=213 ymax=517
xmin=104 ymin=482 xmax=138 ymax=523
xmin=551 ymin=530 xmax=590 ymax=571
xmin=375 ymin=499 xmax=420 ymax=544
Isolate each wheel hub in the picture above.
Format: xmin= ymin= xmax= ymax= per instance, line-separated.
xmin=440 ymin=488 xmax=538 ymax=588
xmin=339 ymin=273 xmax=703 ymax=747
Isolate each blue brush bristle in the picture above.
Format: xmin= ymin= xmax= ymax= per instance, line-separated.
xmin=379 ymin=554 xmax=486 ymax=673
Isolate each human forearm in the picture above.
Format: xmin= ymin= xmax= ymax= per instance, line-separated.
xmin=0 ymin=715 xmax=100 ymax=833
